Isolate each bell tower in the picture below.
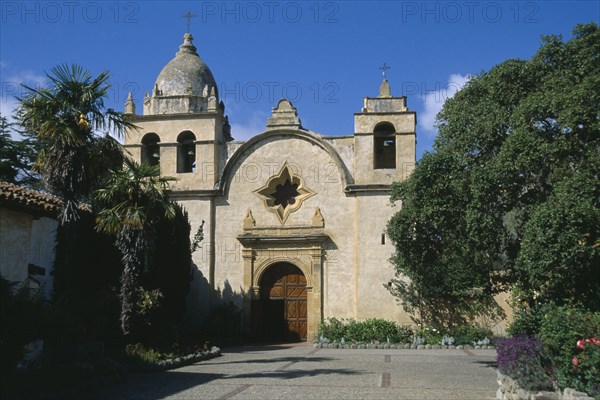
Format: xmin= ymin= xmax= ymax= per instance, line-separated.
xmin=353 ymin=78 xmax=416 ymax=185
xmin=122 ymin=32 xmax=232 ymax=192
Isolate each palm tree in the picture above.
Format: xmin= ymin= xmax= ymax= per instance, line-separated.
xmin=17 ymin=64 xmax=133 ymax=224
xmin=94 ymin=158 xmax=176 ymax=337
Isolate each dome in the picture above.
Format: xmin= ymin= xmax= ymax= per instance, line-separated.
xmin=153 ymin=33 xmax=218 ymax=99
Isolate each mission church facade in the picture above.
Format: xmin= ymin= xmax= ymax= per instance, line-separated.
xmin=123 ymin=33 xmax=416 ymax=341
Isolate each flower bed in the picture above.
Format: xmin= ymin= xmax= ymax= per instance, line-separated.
xmin=497 ymin=304 xmax=599 ymax=400
xmin=123 ymin=344 xmax=221 ymax=373
xmin=317 ymin=317 xmax=496 ymax=348
xmin=312 ymin=341 xmax=495 ymax=350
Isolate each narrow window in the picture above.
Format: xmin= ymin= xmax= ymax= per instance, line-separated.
xmin=381 ymin=233 xmax=386 ymax=245
xmin=374 ymin=122 xmax=396 ymax=169
xmin=141 ymin=133 xmax=161 ymax=166
xmin=177 ymin=131 xmax=196 ymax=173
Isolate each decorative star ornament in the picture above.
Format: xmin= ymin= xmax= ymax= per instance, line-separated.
xmin=254 ymin=162 xmax=315 ymax=224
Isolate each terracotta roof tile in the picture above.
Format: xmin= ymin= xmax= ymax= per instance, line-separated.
xmin=0 ymin=181 xmax=63 ymax=215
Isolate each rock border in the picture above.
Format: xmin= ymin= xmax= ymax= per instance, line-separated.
xmin=128 ymin=346 xmax=222 ymax=373
xmin=312 ymin=342 xmax=496 ymax=350
xmin=496 ymin=370 xmax=594 ymax=400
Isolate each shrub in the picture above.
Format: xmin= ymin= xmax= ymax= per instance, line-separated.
xmin=450 ymin=325 xmax=494 ymax=346
xmin=0 ymin=277 xmax=47 ymax=374
xmin=571 ymin=338 xmax=600 ymax=398
xmin=414 ymin=326 xmax=442 ymax=345
xmin=206 ymin=301 xmax=242 ymax=345
xmin=317 ymin=318 xmax=413 ymax=343
xmin=318 ymin=318 xmax=346 ymax=341
xmin=508 ymin=304 xmax=546 ymax=337
xmin=396 ymin=325 xmax=414 ymax=343
xmin=495 ymin=336 xmax=553 ymax=391
xmin=361 ymin=319 xmax=401 ymax=342
xmin=123 ymin=343 xmax=162 ymax=366
xmin=538 ymin=304 xmax=600 ymax=397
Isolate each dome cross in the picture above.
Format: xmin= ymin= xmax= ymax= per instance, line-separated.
xmin=182 ymin=11 xmax=197 ymax=33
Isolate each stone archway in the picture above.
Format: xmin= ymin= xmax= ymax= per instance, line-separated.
xmin=252 ymin=262 xmax=307 ymax=342
xmin=238 ymin=209 xmax=328 ymax=341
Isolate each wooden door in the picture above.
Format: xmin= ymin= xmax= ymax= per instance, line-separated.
xmin=258 ymin=263 xmax=307 ymax=342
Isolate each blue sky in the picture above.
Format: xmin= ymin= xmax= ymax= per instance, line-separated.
xmin=1 ymin=1 xmax=598 ymax=158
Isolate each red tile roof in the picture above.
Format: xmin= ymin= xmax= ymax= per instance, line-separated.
xmin=0 ymin=181 xmax=62 ymax=215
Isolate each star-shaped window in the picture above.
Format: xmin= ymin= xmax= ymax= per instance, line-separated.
xmin=254 ymin=162 xmax=315 ymax=224
xmin=272 ymin=179 xmax=300 ymax=208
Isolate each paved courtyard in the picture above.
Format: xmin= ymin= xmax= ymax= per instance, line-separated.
xmin=80 ymin=343 xmax=498 ymax=400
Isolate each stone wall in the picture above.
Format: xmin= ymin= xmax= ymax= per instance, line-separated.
xmin=0 ymin=207 xmax=57 ymax=297
xmin=496 ymin=370 xmax=595 ymax=400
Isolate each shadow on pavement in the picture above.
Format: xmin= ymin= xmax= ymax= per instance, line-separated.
xmin=222 ymin=367 xmax=363 ymax=380
xmin=67 ymin=371 xmax=224 ymax=400
xmin=222 ymin=342 xmax=309 ymax=353
xmin=474 ymin=360 xmax=497 ymax=369
xmin=206 ymin=356 xmax=333 ymax=365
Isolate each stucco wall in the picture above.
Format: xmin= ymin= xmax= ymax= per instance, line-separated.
xmin=0 ymin=208 xmax=57 ymax=297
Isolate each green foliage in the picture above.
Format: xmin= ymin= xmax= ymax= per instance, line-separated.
xmin=508 ymin=304 xmax=546 ymax=337
xmin=123 ymin=343 xmax=162 ymax=366
xmin=45 ymin=288 xmax=122 ymax=347
xmin=137 ymin=288 xmax=164 ymax=322
xmin=387 ymin=23 xmax=600 ymax=325
xmin=94 ymin=158 xmax=177 ymax=338
xmin=318 ymin=318 xmax=414 ymax=343
xmin=538 ymin=305 xmax=600 ymax=397
xmin=0 ymin=276 xmax=47 ymax=374
xmin=53 ymin=212 xmax=122 ymax=299
xmin=0 ymin=115 xmax=40 ymax=186
xmin=571 ymin=340 xmax=600 ymax=399
xmin=144 ymin=204 xmax=193 ymax=328
xmin=450 ymin=326 xmax=494 ymax=346
xmin=206 ymin=302 xmax=242 ymax=345
xmin=515 ymin=167 xmax=600 ymax=310
xmin=17 ymin=64 xmax=130 ymax=224
xmin=190 ymin=220 xmax=205 ymax=254
xmin=318 ymin=318 xmax=347 ymax=341
xmin=414 ymin=326 xmax=443 ymax=345
xmin=50 ymin=212 xmax=123 ymax=347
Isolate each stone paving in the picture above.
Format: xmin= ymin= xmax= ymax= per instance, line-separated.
xmin=78 ymin=342 xmax=498 ymax=400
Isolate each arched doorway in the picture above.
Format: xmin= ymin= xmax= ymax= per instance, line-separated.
xmin=252 ymin=263 xmax=307 ymax=342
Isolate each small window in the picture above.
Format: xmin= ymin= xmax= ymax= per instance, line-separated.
xmin=141 ymin=133 xmax=161 ymax=166
xmin=374 ymin=122 xmax=396 ymax=169
xmin=177 ymin=131 xmax=196 ymax=173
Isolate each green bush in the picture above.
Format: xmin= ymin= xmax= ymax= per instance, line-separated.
xmin=317 ymin=318 xmax=413 ymax=343
xmin=414 ymin=326 xmax=443 ymax=345
xmin=206 ymin=301 xmax=242 ymax=345
xmin=397 ymin=325 xmax=414 ymax=343
xmin=571 ymin=339 xmax=600 ymax=399
xmin=123 ymin=343 xmax=162 ymax=366
xmin=0 ymin=276 xmax=47 ymax=374
xmin=538 ymin=304 xmax=600 ymax=397
xmin=318 ymin=318 xmax=346 ymax=341
xmin=508 ymin=304 xmax=546 ymax=337
xmin=450 ymin=326 xmax=494 ymax=345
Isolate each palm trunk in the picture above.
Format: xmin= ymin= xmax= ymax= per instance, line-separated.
xmin=116 ymin=229 xmax=147 ymax=338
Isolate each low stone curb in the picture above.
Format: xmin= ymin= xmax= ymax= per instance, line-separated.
xmin=496 ymin=370 xmax=595 ymax=400
xmin=312 ymin=342 xmax=496 ymax=350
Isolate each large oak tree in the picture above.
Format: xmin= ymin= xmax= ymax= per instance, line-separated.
xmin=387 ymin=23 xmax=600 ymax=328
